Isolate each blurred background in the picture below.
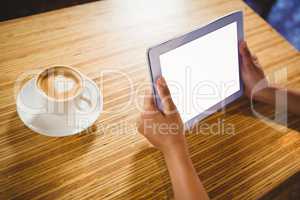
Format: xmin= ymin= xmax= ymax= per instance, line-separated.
xmin=0 ymin=0 xmax=299 ymax=51
xmin=245 ymin=0 xmax=300 ymax=51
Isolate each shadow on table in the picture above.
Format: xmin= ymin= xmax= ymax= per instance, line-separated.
xmin=200 ymin=98 xmax=300 ymax=198
xmin=113 ymin=147 xmax=173 ymax=199
xmin=259 ymin=171 xmax=300 ymax=200
xmin=225 ymin=98 xmax=300 ymax=133
xmin=1 ymin=111 xmax=98 ymax=199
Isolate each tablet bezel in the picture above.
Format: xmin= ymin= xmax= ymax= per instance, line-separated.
xmin=147 ymin=11 xmax=244 ymax=129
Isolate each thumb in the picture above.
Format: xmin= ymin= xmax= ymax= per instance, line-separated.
xmin=156 ymin=77 xmax=176 ymax=114
xmin=239 ymin=41 xmax=253 ymax=69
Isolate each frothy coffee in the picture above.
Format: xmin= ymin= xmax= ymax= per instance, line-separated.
xmin=37 ymin=66 xmax=82 ymax=100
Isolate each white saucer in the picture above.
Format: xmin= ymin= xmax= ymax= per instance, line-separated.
xmin=16 ymin=77 xmax=103 ymax=137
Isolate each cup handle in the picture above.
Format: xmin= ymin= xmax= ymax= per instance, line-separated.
xmin=75 ymin=93 xmax=93 ymax=112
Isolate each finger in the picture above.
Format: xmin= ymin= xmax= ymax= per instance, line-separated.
xmin=252 ymin=54 xmax=258 ymax=61
xmin=252 ymin=54 xmax=258 ymax=65
xmin=156 ymin=77 xmax=176 ymax=114
xmin=136 ymin=117 xmax=141 ymax=132
xmin=136 ymin=115 xmax=144 ymax=135
xmin=239 ymin=41 xmax=253 ymax=68
xmin=143 ymin=89 xmax=157 ymax=112
xmin=251 ymin=54 xmax=262 ymax=68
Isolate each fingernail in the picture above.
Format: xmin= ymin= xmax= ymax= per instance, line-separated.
xmin=239 ymin=40 xmax=243 ymax=46
xmin=157 ymin=77 xmax=162 ymax=86
xmin=161 ymin=77 xmax=166 ymax=85
xmin=243 ymin=41 xmax=248 ymax=48
xmin=239 ymin=41 xmax=247 ymax=55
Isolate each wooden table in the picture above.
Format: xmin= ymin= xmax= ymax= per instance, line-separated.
xmin=1 ymin=0 xmax=300 ymax=199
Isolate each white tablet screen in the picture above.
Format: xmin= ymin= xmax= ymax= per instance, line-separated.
xmin=159 ymin=22 xmax=240 ymax=123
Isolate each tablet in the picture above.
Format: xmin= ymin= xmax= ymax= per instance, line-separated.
xmin=147 ymin=11 xmax=244 ymax=129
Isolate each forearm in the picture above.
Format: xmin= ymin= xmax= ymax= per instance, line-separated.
xmin=254 ymin=85 xmax=300 ymax=115
xmin=163 ymin=147 xmax=209 ymax=200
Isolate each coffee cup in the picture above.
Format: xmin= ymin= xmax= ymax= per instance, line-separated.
xmin=34 ymin=65 xmax=93 ymax=116
xmin=16 ymin=65 xmax=102 ymax=136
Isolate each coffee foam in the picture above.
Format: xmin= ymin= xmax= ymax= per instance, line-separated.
xmin=37 ymin=67 xmax=82 ymax=100
xmin=54 ymin=75 xmax=76 ymax=93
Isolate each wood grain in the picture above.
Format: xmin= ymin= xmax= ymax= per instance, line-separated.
xmin=0 ymin=0 xmax=300 ymax=199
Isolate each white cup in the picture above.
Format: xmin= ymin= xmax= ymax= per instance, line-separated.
xmin=33 ymin=66 xmax=94 ymax=118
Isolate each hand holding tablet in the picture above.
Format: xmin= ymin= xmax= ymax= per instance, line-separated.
xmin=147 ymin=11 xmax=244 ymax=129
